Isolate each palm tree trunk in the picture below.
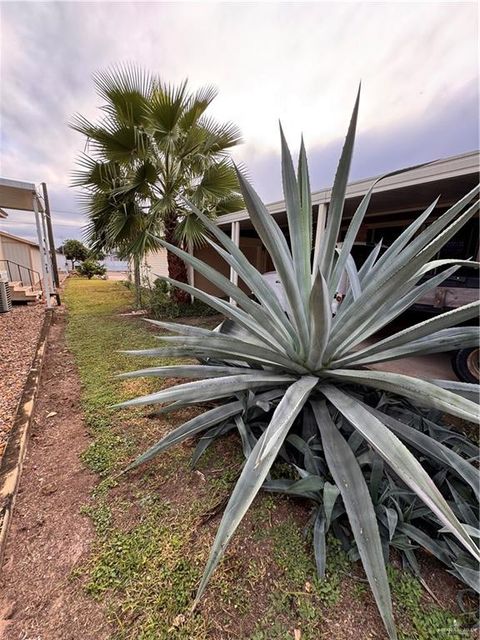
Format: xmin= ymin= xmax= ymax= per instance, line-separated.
xmin=133 ymin=255 xmax=142 ymax=308
xmin=164 ymin=212 xmax=191 ymax=304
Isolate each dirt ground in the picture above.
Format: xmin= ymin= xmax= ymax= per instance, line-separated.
xmin=0 ymin=308 xmax=110 ymax=640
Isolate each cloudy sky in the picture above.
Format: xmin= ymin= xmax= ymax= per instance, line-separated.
xmin=0 ymin=1 xmax=478 ymax=245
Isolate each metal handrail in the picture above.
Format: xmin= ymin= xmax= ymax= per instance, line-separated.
xmin=0 ymin=259 xmax=41 ymax=289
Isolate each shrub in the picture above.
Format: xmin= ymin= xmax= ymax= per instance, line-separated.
xmin=143 ymin=278 xmax=219 ymax=319
xmin=77 ymin=258 xmax=107 ymax=279
xmin=116 ymin=90 xmax=479 ymax=639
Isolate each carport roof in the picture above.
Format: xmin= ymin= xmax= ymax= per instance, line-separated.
xmin=217 ymin=149 xmax=479 ymax=228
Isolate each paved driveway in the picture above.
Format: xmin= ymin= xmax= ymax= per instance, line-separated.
xmin=363 ymin=311 xmax=458 ymax=381
xmin=371 ymin=352 xmax=456 ymax=380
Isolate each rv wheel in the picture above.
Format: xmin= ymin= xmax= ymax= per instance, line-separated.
xmin=451 ymin=348 xmax=480 ymax=384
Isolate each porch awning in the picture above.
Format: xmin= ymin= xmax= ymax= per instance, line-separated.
xmin=0 ymin=177 xmax=54 ymax=307
xmin=0 ymin=177 xmax=43 ymax=212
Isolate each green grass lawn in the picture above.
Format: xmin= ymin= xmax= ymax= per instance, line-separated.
xmin=65 ymin=278 xmax=467 ymax=640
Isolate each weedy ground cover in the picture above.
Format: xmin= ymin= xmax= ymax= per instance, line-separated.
xmin=65 ymin=279 xmax=472 ymax=639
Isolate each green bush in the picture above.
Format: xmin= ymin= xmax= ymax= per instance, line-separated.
xmin=143 ymin=278 xmax=218 ymax=319
xmin=77 ymin=258 xmax=107 ymax=279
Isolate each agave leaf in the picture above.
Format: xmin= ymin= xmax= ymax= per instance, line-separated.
xmin=184 ymin=202 xmax=298 ymax=343
xmin=330 ymin=162 xmax=439 ymax=295
xmin=336 ymin=264 xmax=462 ymax=350
xmin=312 ymin=400 xmax=397 ymax=639
xmin=427 ymin=379 xmax=480 ymax=402
xmin=313 ymin=509 xmax=327 ymax=578
xmin=262 ymin=478 xmax=320 ymax=501
xmin=364 ymin=403 xmax=479 ymax=496
xmin=265 ymin=475 xmax=324 ymax=497
xmin=384 ymin=507 xmax=398 ymax=541
xmin=358 ymin=240 xmax=383 ymax=281
xmin=286 ymin=434 xmax=320 ymax=475
xmin=343 ymin=253 xmax=362 ymax=300
xmin=409 ymin=259 xmax=479 ymax=280
xmin=205 ymin=239 xmax=298 ymax=350
xmin=368 ymin=197 xmax=440 ymax=278
xmin=447 ymin=481 xmax=477 ymax=526
xmin=191 ymin=421 xmax=235 ymax=468
xmin=371 ymin=198 xmax=480 ymax=292
xmin=319 ymin=86 xmax=360 ymax=282
xmin=327 ymin=369 xmax=479 ymax=423
xmin=280 ymin=124 xmax=311 ymax=308
xmin=332 ymin=266 xmax=465 ymax=360
xmin=335 ymin=300 xmax=480 ymax=366
xmin=374 ymin=185 xmax=480 ymax=276
xmin=234 ymin=414 xmax=255 ymax=457
xmin=321 ymin=385 xmax=480 ymax=561
xmin=235 ymin=167 xmax=310 ymax=354
xmin=125 ymin=400 xmax=244 ymax=471
xmin=323 ymin=481 xmax=340 ymax=530
xmin=306 ymin=269 xmax=331 ymax=369
xmin=329 ymin=185 xmax=381 ymax=295
xmin=117 ymin=364 xmax=266 ymax=380
xmin=369 ymin=456 xmax=384 ymax=503
xmin=256 ymin=377 xmax=318 ymax=465
xmin=298 ymin=136 xmax=313 ymax=250
xmin=327 ymin=200 xmax=479 ymax=360
xmin=144 ymin=318 xmax=216 ymax=337
xmin=115 ymin=373 xmax=295 ymax=408
xmin=451 ymin=562 xmax=480 ymax=593
xmin=194 ymin=376 xmax=318 ymax=605
xmin=399 ymin=523 xmax=451 ymax=565
xmin=156 ymin=334 xmax=308 ymax=372
xmin=152 ymin=236 xmax=292 ymax=350
xmin=440 ymin=523 xmax=480 ymax=538
xmin=153 ymin=273 xmax=289 ymax=352
xmin=341 ymin=327 xmax=478 ymax=367
xmin=122 ymin=344 xmax=303 ymax=371
xmin=340 ymin=259 xmax=476 ymax=336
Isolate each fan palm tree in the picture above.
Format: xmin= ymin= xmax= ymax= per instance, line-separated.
xmin=71 ymin=64 xmax=243 ymax=303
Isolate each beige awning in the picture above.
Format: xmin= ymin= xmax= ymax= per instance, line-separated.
xmin=0 ymin=177 xmax=43 ymax=212
xmin=0 ymin=176 xmax=53 ymax=307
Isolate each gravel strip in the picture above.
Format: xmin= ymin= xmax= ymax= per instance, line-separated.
xmin=0 ymin=304 xmax=45 ymax=457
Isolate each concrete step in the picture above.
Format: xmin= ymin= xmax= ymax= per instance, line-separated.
xmin=11 ymin=287 xmax=42 ymax=302
xmin=6 ymin=280 xmax=42 ymax=303
xmin=12 ymin=284 xmax=32 ymax=292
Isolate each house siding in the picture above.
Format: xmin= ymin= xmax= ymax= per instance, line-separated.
xmin=141 ymin=248 xmax=169 ymax=286
xmin=0 ymin=233 xmax=42 ymax=284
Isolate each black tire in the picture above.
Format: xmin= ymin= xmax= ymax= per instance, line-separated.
xmin=451 ymin=348 xmax=480 ymax=384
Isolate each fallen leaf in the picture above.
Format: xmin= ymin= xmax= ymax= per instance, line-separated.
xmin=168 ymin=613 xmax=186 ymax=631
xmin=193 ymin=470 xmax=206 ymax=483
xmin=46 ymin=411 xmax=57 ymax=419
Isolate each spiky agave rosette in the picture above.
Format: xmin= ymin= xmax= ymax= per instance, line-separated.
xmin=116 ymin=90 xmax=480 ymax=639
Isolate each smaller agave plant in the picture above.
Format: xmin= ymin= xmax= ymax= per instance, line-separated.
xmin=116 ymin=89 xmax=480 ymax=639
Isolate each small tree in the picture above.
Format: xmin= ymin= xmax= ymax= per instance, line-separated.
xmin=58 ymin=239 xmax=89 ymax=270
xmin=77 ymin=258 xmax=107 ymax=279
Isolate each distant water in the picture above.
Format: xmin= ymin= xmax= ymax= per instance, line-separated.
xmin=101 ymin=257 xmax=129 ymax=272
xmin=55 ymin=254 xmax=129 ymax=273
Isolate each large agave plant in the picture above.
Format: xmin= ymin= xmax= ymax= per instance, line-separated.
xmin=117 ymin=90 xmax=480 ymax=639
